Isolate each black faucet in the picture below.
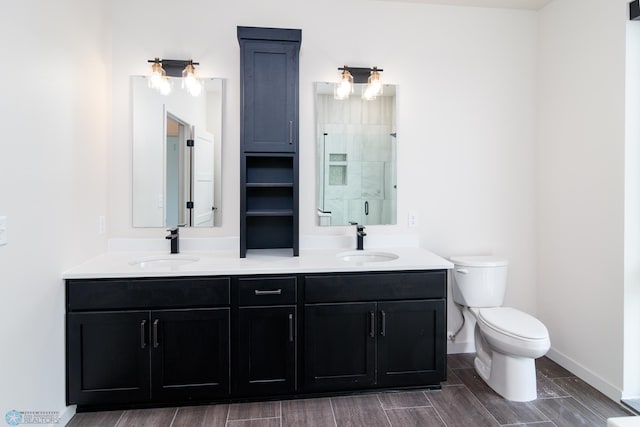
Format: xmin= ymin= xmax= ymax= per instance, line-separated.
xmin=166 ymin=227 xmax=180 ymax=254
xmin=349 ymin=222 xmax=366 ymax=250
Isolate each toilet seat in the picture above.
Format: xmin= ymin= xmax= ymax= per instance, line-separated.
xmin=478 ymin=307 xmax=548 ymax=341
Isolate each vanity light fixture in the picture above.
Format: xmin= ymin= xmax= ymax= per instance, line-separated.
xmin=148 ymin=58 xmax=172 ymax=95
xmin=362 ymin=66 xmax=383 ymax=101
xmin=147 ymin=58 xmax=202 ymax=96
xmin=181 ymin=61 xmax=203 ymax=97
xmin=334 ymin=65 xmax=384 ymax=101
xmin=334 ymin=66 xmax=354 ymax=100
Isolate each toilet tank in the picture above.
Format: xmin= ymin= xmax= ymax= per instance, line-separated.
xmin=450 ymin=256 xmax=508 ymax=307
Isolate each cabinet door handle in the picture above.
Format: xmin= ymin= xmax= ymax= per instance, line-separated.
xmin=289 ymin=121 xmax=293 ymax=144
xmin=369 ymin=311 xmax=375 ymax=338
xmin=365 ymin=201 xmax=369 ymax=216
xmin=254 ymin=289 xmax=282 ymax=295
xmin=288 ymin=313 xmax=294 ymax=342
xmin=153 ymin=319 xmax=159 ymax=348
xmin=140 ymin=319 xmax=147 ymax=349
xmin=380 ymin=310 xmax=386 ymax=337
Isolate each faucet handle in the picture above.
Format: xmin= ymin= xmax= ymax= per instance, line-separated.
xmin=166 ymin=227 xmax=179 ymax=235
xmin=349 ymin=222 xmax=366 ymax=232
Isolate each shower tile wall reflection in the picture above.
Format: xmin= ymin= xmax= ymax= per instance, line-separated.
xmin=315 ymin=83 xmax=397 ymax=226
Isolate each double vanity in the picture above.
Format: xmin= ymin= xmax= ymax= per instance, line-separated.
xmin=64 ymin=246 xmax=452 ymax=410
xmin=87 ymin=25 xmax=450 ymax=412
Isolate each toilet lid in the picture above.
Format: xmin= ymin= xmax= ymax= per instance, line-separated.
xmin=449 ymin=255 xmax=508 ymax=267
xmin=478 ymin=307 xmax=548 ymax=340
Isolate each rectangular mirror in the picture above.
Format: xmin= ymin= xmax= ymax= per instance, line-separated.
xmin=132 ymin=76 xmax=223 ymax=227
xmin=314 ymin=82 xmax=397 ymax=226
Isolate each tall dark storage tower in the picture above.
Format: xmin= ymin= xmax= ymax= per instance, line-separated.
xmin=238 ymin=27 xmax=301 ymax=258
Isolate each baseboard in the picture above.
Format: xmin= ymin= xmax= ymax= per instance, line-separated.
xmin=56 ymin=405 xmax=75 ymax=427
xmin=546 ymin=347 xmax=623 ymax=402
xmin=447 ymin=339 xmax=475 ymax=354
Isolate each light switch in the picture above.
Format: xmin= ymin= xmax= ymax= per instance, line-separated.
xmin=98 ymin=216 xmax=106 ymax=235
xmin=0 ymin=216 xmax=7 ymax=246
xmin=408 ymin=210 xmax=418 ymax=228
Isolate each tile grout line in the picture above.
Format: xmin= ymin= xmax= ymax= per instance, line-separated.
xmin=227 ymin=416 xmax=281 ymax=422
xmin=422 ymin=390 xmax=449 ymax=427
xmin=168 ymin=407 xmax=178 ymax=427
xmin=548 ymin=378 xmax=612 ymax=422
xmin=329 ymin=397 xmax=338 ymax=427
xmin=112 ymin=410 xmax=126 ymax=427
xmin=279 ymin=400 xmax=283 ymax=427
xmin=376 ymin=394 xmax=394 ymax=427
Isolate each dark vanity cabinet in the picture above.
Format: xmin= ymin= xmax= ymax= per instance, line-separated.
xmin=66 ymin=278 xmax=230 ymax=407
xmin=238 ymin=26 xmax=301 ymax=258
xmin=303 ymin=271 xmax=447 ymax=392
xmin=66 ymin=269 xmax=446 ymax=410
xmin=233 ymin=276 xmax=297 ymax=396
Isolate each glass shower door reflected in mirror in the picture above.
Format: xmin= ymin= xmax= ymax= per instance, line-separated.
xmin=315 ymin=82 xmax=397 ymax=226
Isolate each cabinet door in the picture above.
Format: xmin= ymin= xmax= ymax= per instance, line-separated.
xmin=150 ymin=308 xmax=230 ymax=401
xmin=377 ymin=300 xmax=446 ymax=387
xmin=234 ymin=306 xmax=296 ymax=396
xmin=67 ymin=311 xmax=150 ymax=405
xmin=304 ymin=303 xmax=376 ymax=392
xmin=241 ymin=40 xmax=298 ymax=153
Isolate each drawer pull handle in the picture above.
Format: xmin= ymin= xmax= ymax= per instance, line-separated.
xmin=153 ymin=319 xmax=159 ymax=348
xmin=288 ymin=313 xmax=294 ymax=342
xmin=254 ymin=289 xmax=282 ymax=295
xmin=140 ymin=319 xmax=147 ymax=349
xmin=369 ymin=311 xmax=375 ymax=338
xmin=381 ymin=310 xmax=386 ymax=337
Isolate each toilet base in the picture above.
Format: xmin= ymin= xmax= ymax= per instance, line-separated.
xmin=475 ymin=352 xmax=538 ymax=402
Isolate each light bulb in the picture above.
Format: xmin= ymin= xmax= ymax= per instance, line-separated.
xmin=363 ymin=68 xmax=383 ymax=100
xmin=159 ymin=78 xmax=172 ymax=95
xmin=149 ymin=61 xmax=166 ymax=90
xmin=334 ymin=68 xmax=353 ymax=100
xmin=188 ymin=80 xmax=203 ymax=97
xmin=182 ymin=63 xmax=201 ymax=96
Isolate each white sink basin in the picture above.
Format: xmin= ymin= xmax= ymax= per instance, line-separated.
xmin=129 ymin=255 xmax=200 ymax=268
xmin=337 ymin=251 xmax=399 ymax=263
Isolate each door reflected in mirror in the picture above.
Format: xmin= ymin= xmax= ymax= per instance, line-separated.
xmin=314 ymin=82 xmax=397 ymax=226
xmin=132 ymin=76 xmax=223 ymax=227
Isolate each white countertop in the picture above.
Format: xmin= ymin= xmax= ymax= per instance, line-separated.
xmin=62 ymin=247 xmax=453 ymax=279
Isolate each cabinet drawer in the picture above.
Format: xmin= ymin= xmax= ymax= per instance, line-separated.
xmin=237 ymin=276 xmax=297 ymax=306
xmin=304 ymin=270 xmax=446 ymax=303
xmin=67 ymin=277 xmax=230 ymax=311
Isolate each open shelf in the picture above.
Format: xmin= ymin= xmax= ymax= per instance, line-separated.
xmin=246 ymin=210 xmax=294 ymax=217
xmin=246 ymin=156 xmax=294 ymax=184
xmin=246 ymin=216 xmax=294 ymax=249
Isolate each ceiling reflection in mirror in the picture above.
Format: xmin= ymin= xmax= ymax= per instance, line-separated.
xmin=314 ymin=82 xmax=397 ymax=226
xmin=132 ymin=76 xmax=223 ymax=227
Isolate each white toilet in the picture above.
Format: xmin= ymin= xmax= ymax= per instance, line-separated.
xmin=451 ymin=255 xmax=550 ymax=402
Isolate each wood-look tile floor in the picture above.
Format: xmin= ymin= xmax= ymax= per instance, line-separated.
xmin=68 ymin=354 xmax=636 ymax=427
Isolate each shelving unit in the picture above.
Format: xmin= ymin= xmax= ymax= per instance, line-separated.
xmin=238 ymin=27 xmax=301 ymax=257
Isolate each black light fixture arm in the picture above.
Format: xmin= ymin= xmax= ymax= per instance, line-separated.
xmin=338 ymin=66 xmax=384 ymax=83
xmin=147 ymin=58 xmax=200 ymax=77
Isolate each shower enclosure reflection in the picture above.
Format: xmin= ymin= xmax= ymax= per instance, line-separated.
xmin=314 ymin=82 xmax=397 ymax=226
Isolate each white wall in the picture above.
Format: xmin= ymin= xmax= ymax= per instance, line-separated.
xmin=0 ymin=0 xmax=110 ymax=422
xmin=537 ymin=0 xmax=627 ymax=400
xmin=108 ymin=0 xmax=539 ymax=348
xmin=625 ymin=19 xmax=640 ymax=400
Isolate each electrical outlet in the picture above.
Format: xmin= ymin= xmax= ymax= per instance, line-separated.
xmin=98 ymin=216 xmax=106 ymax=235
xmin=408 ymin=210 xmax=418 ymax=228
xmin=0 ymin=216 xmax=7 ymax=246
